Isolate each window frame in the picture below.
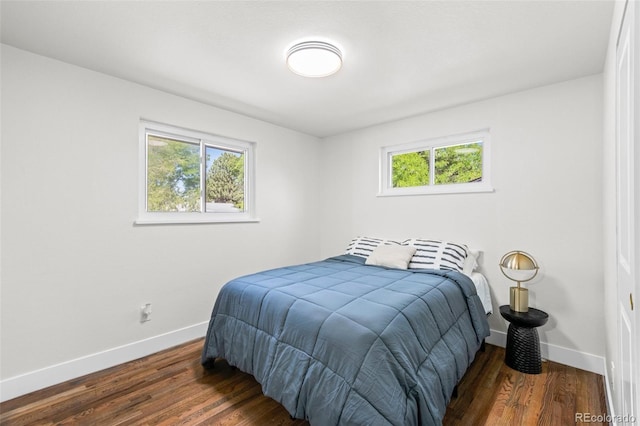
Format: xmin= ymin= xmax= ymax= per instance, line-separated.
xmin=136 ymin=120 xmax=258 ymax=225
xmin=379 ymin=129 xmax=493 ymax=197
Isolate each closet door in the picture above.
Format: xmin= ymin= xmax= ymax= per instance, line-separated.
xmin=616 ymin=0 xmax=639 ymax=423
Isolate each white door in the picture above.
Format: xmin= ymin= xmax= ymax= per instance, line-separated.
xmin=617 ymin=0 xmax=639 ymax=423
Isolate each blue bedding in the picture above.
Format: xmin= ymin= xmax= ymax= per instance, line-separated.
xmin=201 ymin=255 xmax=490 ymax=425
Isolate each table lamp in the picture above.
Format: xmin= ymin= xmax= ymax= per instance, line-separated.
xmin=499 ymin=250 xmax=539 ymax=313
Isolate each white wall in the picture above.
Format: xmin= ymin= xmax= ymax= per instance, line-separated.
xmin=0 ymin=45 xmax=321 ymax=388
xmin=319 ymin=75 xmax=605 ymax=362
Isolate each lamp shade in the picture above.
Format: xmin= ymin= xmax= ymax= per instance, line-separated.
xmin=499 ymin=251 xmax=539 ymax=284
xmin=500 ymin=250 xmax=538 ymax=312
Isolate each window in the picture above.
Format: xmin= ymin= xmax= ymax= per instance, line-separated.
xmin=137 ymin=121 xmax=257 ymax=224
xmin=379 ymin=129 xmax=492 ymax=196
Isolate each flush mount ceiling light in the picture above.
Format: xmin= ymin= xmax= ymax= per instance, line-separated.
xmin=286 ymin=41 xmax=342 ymax=78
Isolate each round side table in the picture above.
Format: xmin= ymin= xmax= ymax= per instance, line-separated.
xmin=499 ymin=305 xmax=549 ymax=374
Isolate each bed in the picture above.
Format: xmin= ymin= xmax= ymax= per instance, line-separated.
xmin=201 ymin=238 xmax=491 ymax=425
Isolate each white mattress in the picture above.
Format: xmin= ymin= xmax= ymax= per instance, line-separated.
xmin=469 ymin=272 xmax=492 ymax=314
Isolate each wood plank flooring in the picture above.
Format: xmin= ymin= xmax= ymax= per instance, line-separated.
xmin=0 ymin=339 xmax=608 ymax=425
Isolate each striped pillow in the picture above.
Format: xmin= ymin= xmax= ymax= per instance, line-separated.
xmin=345 ymin=236 xmax=400 ymax=259
xmin=403 ymin=238 xmax=469 ymax=272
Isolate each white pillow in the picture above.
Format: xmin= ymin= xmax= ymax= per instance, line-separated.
xmin=365 ymin=245 xmax=417 ymax=269
xmin=463 ymin=248 xmax=482 ymax=276
xmin=403 ymin=238 xmax=469 ymax=272
xmin=345 ymin=236 xmax=400 ymax=259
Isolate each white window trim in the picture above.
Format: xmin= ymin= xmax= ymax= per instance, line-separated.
xmin=136 ymin=120 xmax=258 ymax=225
xmin=378 ymin=129 xmax=493 ymax=197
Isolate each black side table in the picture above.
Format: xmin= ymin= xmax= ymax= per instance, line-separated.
xmin=499 ymin=305 xmax=549 ymax=374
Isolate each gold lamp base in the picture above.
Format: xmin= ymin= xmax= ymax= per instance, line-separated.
xmin=510 ymin=286 xmax=529 ymax=312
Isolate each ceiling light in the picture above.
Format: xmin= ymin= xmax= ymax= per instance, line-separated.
xmin=286 ymin=41 xmax=342 ymax=78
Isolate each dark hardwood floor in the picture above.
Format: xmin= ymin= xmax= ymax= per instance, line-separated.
xmin=0 ymin=339 xmax=608 ymax=425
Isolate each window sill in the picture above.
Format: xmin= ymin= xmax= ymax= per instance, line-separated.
xmin=134 ymin=215 xmax=261 ymax=225
xmin=378 ymin=183 xmax=494 ymax=197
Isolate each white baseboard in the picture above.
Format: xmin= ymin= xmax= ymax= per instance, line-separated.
xmin=1 ymin=325 xmax=606 ymax=403
xmin=0 ymin=321 xmax=209 ymax=403
xmin=486 ymin=329 xmax=605 ymax=375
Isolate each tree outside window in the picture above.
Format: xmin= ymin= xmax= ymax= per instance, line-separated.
xmin=380 ymin=130 xmax=492 ymax=196
xmin=139 ymin=121 xmax=256 ymax=224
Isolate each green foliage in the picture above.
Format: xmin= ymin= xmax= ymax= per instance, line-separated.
xmin=206 ymin=152 xmax=245 ymax=210
xmin=390 ymin=143 xmax=483 ymax=188
xmin=147 ymin=136 xmax=200 ymax=212
xmin=434 ymin=143 xmax=482 ymax=184
xmin=392 ymin=151 xmax=430 ymax=187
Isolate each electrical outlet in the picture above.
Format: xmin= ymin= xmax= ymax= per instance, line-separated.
xmin=140 ymin=303 xmax=152 ymax=323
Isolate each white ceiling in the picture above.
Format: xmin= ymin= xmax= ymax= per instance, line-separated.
xmin=0 ymin=0 xmax=614 ymax=138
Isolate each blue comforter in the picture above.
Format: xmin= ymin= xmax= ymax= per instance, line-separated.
xmin=201 ymin=255 xmax=490 ymax=425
